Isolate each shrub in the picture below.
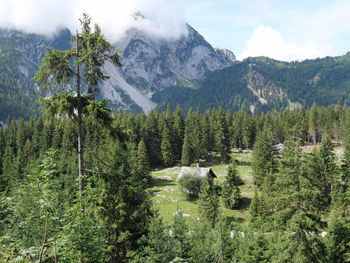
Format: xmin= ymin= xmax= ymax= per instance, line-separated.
xmin=178 ymin=174 xmax=202 ymax=199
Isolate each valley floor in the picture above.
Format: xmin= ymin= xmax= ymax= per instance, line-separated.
xmin=148 ymin=150 xmax=254 ymax=228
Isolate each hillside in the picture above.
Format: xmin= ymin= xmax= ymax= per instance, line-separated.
xmin=155 ymin=54 xmax=350 ymax=113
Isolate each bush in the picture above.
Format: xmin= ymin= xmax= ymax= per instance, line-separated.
xmin=178 ymin=174 xmax=202 ymax=199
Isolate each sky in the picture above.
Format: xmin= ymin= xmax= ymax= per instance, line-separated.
xmin=0 ymin=0 xmax=349 ymax=61
xmin=185 ymin=0 xmax=350 ymax=61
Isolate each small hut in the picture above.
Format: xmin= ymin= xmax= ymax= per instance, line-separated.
xmin=177 ymin=167 xmax=217 ymax=182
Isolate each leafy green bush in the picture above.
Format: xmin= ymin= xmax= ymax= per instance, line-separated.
xmin=178 ymin=174 xmax=202 ymax=199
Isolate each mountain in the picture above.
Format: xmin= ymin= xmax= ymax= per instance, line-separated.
xmin=0 ymin=24 xmax=236 ymax=118
xmin=1 ymin=23 xmax=350 ymax=120
xmin=102 ymin=24 xmax=236 ymax=112
xmin=155 ymin=55 xmax=350 ymax=113
xmin=0 ymin=28 xmax=71 ymax=120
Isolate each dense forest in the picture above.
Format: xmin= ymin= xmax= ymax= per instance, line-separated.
xmin=0 ymin=102 xmax=350 ymax=262
xmin=0 ymin=14 xmax=350 ymax=263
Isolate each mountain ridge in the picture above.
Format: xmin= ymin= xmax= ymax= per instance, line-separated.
xmin=1 ymin=25 xmax=350 ymax=120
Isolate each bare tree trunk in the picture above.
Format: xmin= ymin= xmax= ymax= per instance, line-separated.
xmin=76 ymin=30 xmax=84 ymax=263
xmin=39 ymin=215 xmax=48 ymax=263
xmin=312 ymin=127 xmax=316 ymax=145
xmin=76 ymin=30 xmax=84 ymax=202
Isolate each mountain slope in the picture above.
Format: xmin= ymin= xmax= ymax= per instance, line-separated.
xmin=154 ymin=54 xmax=350 ymax=113
xmin=1 ymin=24 xmax=350 ymax=119
xmin=0 ymin=24 xmax=236 ymax=118
xmin=0 ymin=28 xmax=71 ymax=120
xmin=106 ymin=24 xmax=236 ymax=111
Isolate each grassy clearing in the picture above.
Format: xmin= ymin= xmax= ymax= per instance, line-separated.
xmin=147 ymin=150 xmax=254 ymax=228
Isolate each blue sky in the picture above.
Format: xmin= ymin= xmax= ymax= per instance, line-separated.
xmin=184 ymin=0 xmax=350 ymax=61
xmin=1 ymin=0 xmax=350 ymax=61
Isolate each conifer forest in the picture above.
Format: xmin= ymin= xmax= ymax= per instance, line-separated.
xmin=0 ymin=14 xmax=350 ymax=263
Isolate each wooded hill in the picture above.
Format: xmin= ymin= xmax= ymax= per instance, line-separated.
xmin=155 ymin=53 xmax=350 ymax=113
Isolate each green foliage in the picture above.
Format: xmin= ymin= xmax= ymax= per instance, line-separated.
xmin=214 ymin=107 xmax=231 ymax=163
xmin=1 ymin=97 xmax=350 ymax=261
xmin=270 ymin=139 xmax=327 ymax=262
xmin=161 ymin=125 xmax=175 ymax=167
xmin=134 ymin=139 xmax=152 ymax=185
xmin=172 ymin=210 xmax=192 ymax=262
xmin=198 ymin=175 xmax=219 ymax=227
xmin=325 ymin=211 xmax=350 ymax=263
xmin=222 ymin=161 xmax=244 ymax=209
xmin=178 ymin=174 xmax=202 ymax=199
xmin=252 ymin=126 xmax=277 ymax=186
xmin=137 ymin=212 xmax=175 ymax=263
xmin=235 ymin=230 xmax=271 ymax=263
xmin=181 ymin=133 xmax=194 ymax=166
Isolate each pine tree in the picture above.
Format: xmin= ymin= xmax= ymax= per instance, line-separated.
xmin=249 ymin=189 xmax=269 ymax=229
xmin=252 ymin=127 xmax=277 ymax=186
xmin=309 ymin=102 xmax=319 ymax=144
xmin=317 ymin=134 xmax=336 ymax=206
xmin=214 ymin=107 xmax=231 ymax=163
xmin=1 ymin=146 xmax=15 ymax=191
xmin=34 ymin=14 xmax=122 ymax=261
xmin=135 ymin=139 xmax=151 ymax=185
xmin=34 ymin=13 xmax=122 ymax=206
xmin=143 ymin=109 xmax=162 ymax=166
xmin=222 ymin=160 xmax=243 ymax=209
xmin=305 ymin=135 xmax=336 ymax=211
xmin=181 ymin=132 xmax=194 ymax=166
xmin=173 ymin=210 xmax=192 ymax=262
xmin=325 ymin=211 xmax=350 ymax=263
xmin=0 ymin=125 xmax=5 ymax=175
xmin=138 ymin=213 xmax=174 ymax=263
xmin=161 ymin=125 xmax=175 ymax=167
xmin=200 ymin=110 xmax=212 ymax=159
xmin=173 ymin=105 xmax=185 ymax=160
xmin=271 ymin=139 xmax=326 ymax=263
xmin=236 ymin=230 xmax=271 ymax=263
xmin=93 ymin=137 xmax=152 ymax=262
xmin=15 ymin=118 xmax=26 ymax=154
xmin=198 ymin=175 xmax=219 ymax=227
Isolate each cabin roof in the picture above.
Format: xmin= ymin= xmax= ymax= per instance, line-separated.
xmin=177 ymin=167 xmax=216 ymax=181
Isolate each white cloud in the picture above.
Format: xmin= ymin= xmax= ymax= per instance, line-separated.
xmin=0 ymin=0 xmax=187 ymax=41
xmin=238 ymin=25 xmax=330 ymax=61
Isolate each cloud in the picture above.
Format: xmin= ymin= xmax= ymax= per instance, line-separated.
xmin=0 ymin=0 xmax=187 ymax=41
xmin=237 ymin=25 xmax=330 ymax=61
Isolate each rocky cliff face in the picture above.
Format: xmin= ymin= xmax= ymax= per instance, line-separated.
xmin=104 ymin=24 xmax=236 ymax=112
xmin=0 ymin=28 xmax=71 ymax=90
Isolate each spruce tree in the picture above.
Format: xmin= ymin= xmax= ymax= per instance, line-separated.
xmin=305 ymin=135 xmax=336 ymax=211
xmin=181 ymin=132 xmax=194 ymax=166
xmin=309 ymin=102 xmax=319 ymax=144
xmin=173 ymin=210 xmax=192 ymax=262
xmin=161 ymin=125 xmax=175 ymax=167
xmin=140 ymin=213 xmax=174 ymax=263
xmin=135 ymin=139 xmax=151 ymax=185
xmin=252 ymin=127 xmax=277 ymax=186
xmin=198 ymin=175 xmax=219 ymax=227
xmin=214 ymin=107 xmax=231 ymax=163
xmin=143 ymin=109 xmax=162 ymax=166
xmin=200 ymin=110 xmax=212 ymax=159
xmin=173 ymin=105 xmax=185 ymax=160
xmin=325 ymin=211 xmax=350 ymax=263
xmin=222 ymin=160 xmax=243 ymax=209
xmin=271 ymin=139 xmax=326 ymax=263
xmin=248 ymin=189 xmax=269 ymax=230
xmin=34 ymin=13 xmax=122 ymax=205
